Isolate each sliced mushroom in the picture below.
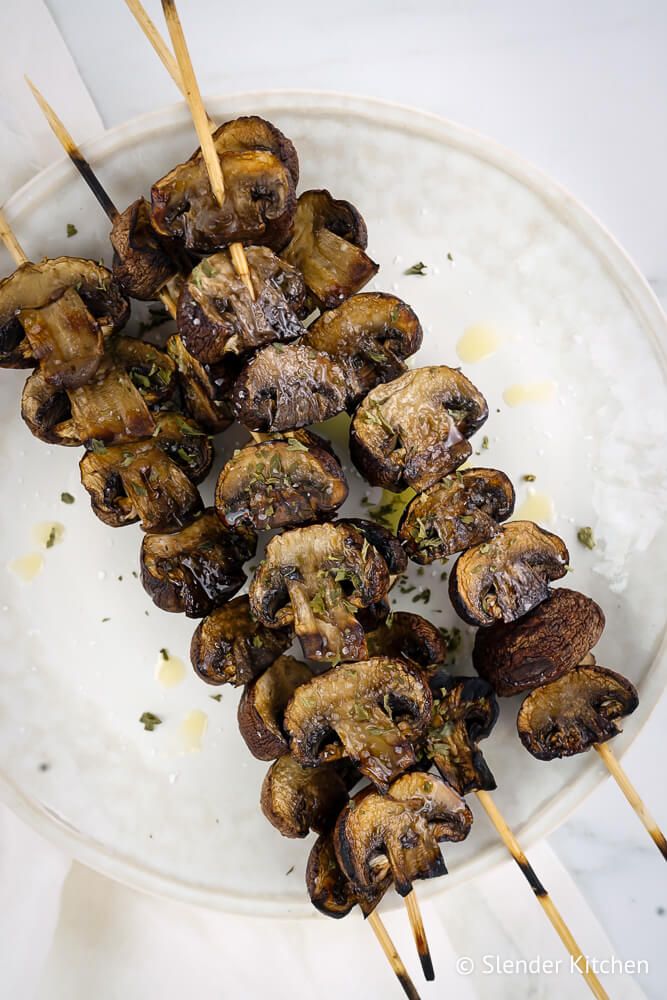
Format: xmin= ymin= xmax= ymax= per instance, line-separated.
xmin=238 ymin=654 xmax=313 ymax=759
xmin=166 ymin=334 xmax=236 ymax=433
xmin=338 ymin=517 xmax=408 ymax=576
xmin=110 ymin=197 xmax=188 ymax=301
xmin=249 ymin=522 xmax=390 ymax=663
xmin=334 ymin=772 xmax=472 ymax=897
xmin=261 ymin=755 xmax=349 ymax=838
xmin=426 ymin=673 xmax=499 ymax=795
xmin=350 ymin=366 xmax=489 ymax=492
xmin=284 ymin=657 xmax=432 ymax=791
xmin=517 ymin=665 xmax=638 ymax=760
xmin=215 ymin=434 xmax=348 ymax=531
xmin=281 ymin=190 xmax=378 ymax=309
xmin=307 ymin=832 xmax=388 ymax=919
xmin=150 ymin=116 xmax=298 ymax=253
xmin=0 ymin=257 xmax=129 ymax=377
xmin=140 ymin=508 xmax=256 ymax=617
xmin=66 ymin=358 xmax=155 ymax=444
xmin=109 ymin=336 xmax=177 ymax=405
xmin=233 ymin=343 xmax=358 ymax=432
xmin=473 ymin=588 xmax=606 ymax=696
xmin=366 ymin=612 xmax=448 ymax=669
xmin=399 ymin=468 xmax=515 ymax=563
xmin=449 ymin=521 xmax=569 ymax=627
xmin=149 ymin=411 xmax=214 ymax=484
xmin=20 ymin=370 xmax=79 ymax=446
xmin=177 ymin=248 xmax=307 ymax=365
xmin=190 ymin=595 xmax=292 ymax=686
xmin=305 ymin=293 xmax=422 ymax=399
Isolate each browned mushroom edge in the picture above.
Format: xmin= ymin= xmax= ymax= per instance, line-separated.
xmin=337 ymin=517 xmax=408 ymax=576
xmin=307 ymin=832 xmax=388 ymax=919
xmin=260 ymin=754 xmax=349 ymax=838
xmin=366 ymin=611 xmax=449 ymax=670
xmin=110 ymin=197 xmax=190 ymax=301
xmin=238 ymin=654 xmax=313 ymax=759
xmin=166 ymin=334 xmax=237 ymax=434
xmin=425 ymin=672 xmax=499 ymax=795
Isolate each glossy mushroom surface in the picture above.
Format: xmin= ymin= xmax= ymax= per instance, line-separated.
xmin=260 ymin=755 xmax=349 ymax=839
xmin=307 ymin=833 xmax=387 ymax=919
xmin=473 ymin=588 xmax=606 ymax=696
xmin=366 ymin=612 xmax=448 ymax=670
xmin=110 ymin=197 xmax=186 ymax=301
xmin=517 ymin=665 xmax=638 ymax=760
xmin=166 ymin=334 xmax=237 ymax=434
xmin=338 ymin=517 xmax=408 ymax=576
xmin=237 ymin=654 xmax=313 ymax=760
xmin=449 ymin=521 xmax=569 ymax=627
xmin=426 ymin=673 xmax=499 ymax=795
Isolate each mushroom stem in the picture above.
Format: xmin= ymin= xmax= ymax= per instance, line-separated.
xmin=475 ymin=790 xmax=609 ymax=999
xmin=366 ymin=911 xmax=423 ymax=1000
xmin=0 ymin=208 xmax=27 ymax=265
xmin=403 ymin=888 xmax=434 ymax=983
xmin=594 ymin=742 xmax=667 ymax=861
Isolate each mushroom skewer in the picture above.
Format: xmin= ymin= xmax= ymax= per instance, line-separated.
xmin=593 ymin=741 xmax=667 ymax=860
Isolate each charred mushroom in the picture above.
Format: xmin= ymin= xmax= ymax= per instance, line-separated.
xmin=110 ymin=197 xmax=188 ymax=300
xmin=109 ymin=336 xmax=177 ymax=405
xmin=517 ymin=665 xmax=638 ymax=760
xmin=281 ymin=190 xmax=378 ymax=309
xmin=261 ymin=755 xmax=349 ymax=839
xmin=334 ymin=772 xmax=472 ymax=897
xmin=149 ymin=411 xmax=213 ymax=484
xmin=399 ymin=468 xmax=515 ymax=563
xmin=350 ymin=366 xmax=488 ymax=492
xmin=425 ymin=673 xmax=499 ymax=795
xmin=283 ymin=657 xmax=432 ymax=791
xmin=366 ymin=612 xmax=448 ymax=670
xmin=150 ymin=116 xmax=298 ymax=253
xmin=140 ymin=508 xmax=256 ymax=617
xmin=166 ymin=334 xmax=236 ymax=433
xmin=338 ymin=518 xmax=408 ymax=577
xmin=190 ymin=595 xmax=292 ymax=686
xmin=249 ymin=522 xmax=390 ymax=662
xmin=233 ymin=343 xmax=358 ymax=432
xmin=215 ymin=433 xmax=348 ymax=530
xmin=307 ymin=833 xmax=388 ymax=919
xmin=473 ymin=588 xmax=606 ymax=696
xmin=305 ymin=293 xmax=422 ymax=399
xmin=238 ymin=653 xmax=313 ymax=760
xmin=449 ymin=521 xmax=569 ymax=627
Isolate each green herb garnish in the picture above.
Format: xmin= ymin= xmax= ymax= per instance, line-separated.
xmin=139 ymin=712 xmax=162 ymax=732
xmin=66 ymin=223 xmax=77 ymax=238
xmin=577 ymin=526 xmax=596 ymax=550
xmin=60 ymin=491 xmax=75 ymax=504
xmin=405 ymin=261 xmax=428 ymax=276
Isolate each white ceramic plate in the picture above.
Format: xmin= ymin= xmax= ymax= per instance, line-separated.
xmin=1 ymin=92 xmax=666 ymax=918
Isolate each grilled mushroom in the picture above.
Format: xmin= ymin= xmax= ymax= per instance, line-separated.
xmin=334 ymin=772 xmax=473 ymax=897
xmin=517 ymin=665 xmax=638 ymax=760
xmin=399 ymin=468 xmax=515 ymax=563
xmin=109 ymin=336 xmax=177 ymax=405
xmin=215 ymin=433 xmax=348 ymax=530
xmin=249 ymin=522 xmax=390 ymax=662
xmin=307 ymin=832 xmax=388 ymax=918
xmin=238 ymin=654 xmax=313 ymax=760
xmin=350 ymin=366 xmax=488 ymax=492
xmin=449 ymin=521 xmax=569 ymax=627
xmin=21 ymin=370 xmax=80 ymax=446
xmin=149 ymin=411 xmax=213 ymax=484
xmin=283 ymin=657 xmax=432 ymax=791
xmin=281 ymin=190 xmax=378 ymax=309
xmin=261 ymin=755 xmax=349 ymax=838
xmin=140 ymin=508 xmax=256 ymax=617
xmin=166 ymin=334 xmax=236 ymax=433
xmin=0 ymin=257 xmax=129 ymax=380
xmin=150 ymin=116 xmax=297 ymax=253
xmin=305 ymin=293 xmax=422 ymax=399
xmin=426 ymin=673 xmax=499 ymax=795
xmin=177 ymin=248 xmax=307 ymax=364
xmin=366 ymin=612 xmax=448 ymax=669
xmin=338 ymin=518 xmax=408 ymax=576
xmin=190 ymin=595 xmax=292 ymax=686
xmin=473 ymin=588 xmax=606 ymax=696
xmin=233 ymin=343 xmax=358 ymax=432
xmin=110 ymin=197 xmax=187 ymax=301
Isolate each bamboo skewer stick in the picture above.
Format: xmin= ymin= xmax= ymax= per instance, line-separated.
xmin=594 ymin=742 xmax=667 ymax=861
xmin=475 ymin=790 xmax=608 ymax=1000
xmin=0 ymin=208 xmax=28 ymax=265
xmin=403 ymin=889 xmax=434 ymax=982
xmin=124 ymin=0 xmax=183 ymax=92
xmin=366 ymin=911 xmax=421 ymax=1000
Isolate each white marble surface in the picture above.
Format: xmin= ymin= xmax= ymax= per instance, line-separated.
xmin=2 ymin=0 xmax=666 ymax=996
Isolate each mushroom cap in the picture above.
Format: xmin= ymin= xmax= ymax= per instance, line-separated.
xmin=260 ymin=755 xmax=349 ymax=839
xmin=237 ymin=654 xmax=313 ymax=760
xmin=366 ymin=612 xmax=448 ymax=670
xmin=517 ymin=665 xmax=638 ymax=760
xmin=249 ymin=522 xmax=391 ymax=663
xmin=350 ymin=366 xmax=489 ymax=492
xmin=449 ymin=521 xmax=569 ymax=627
xmin=473 ymin=588 xmax=606 ymax=696
xmin=281 ymin=189 xmax=378 ymax=309
xmin=190 ymin=595 xmax=293 ymax=686
xmin=66 ymin=357 xmax=155 ymax=445
xmin=426 ymin=673 xmax=499 ymax=795
xmin=109 ymin=336 xmax=177 ymax=406
xmin=334 ymin=772 xmax=472 ymax=897
xmin=304 ymin=293 xmax=422 ymax=399
xmin=21 ymin=369 xmax=79 ymax=446
xmin=149 ymin=411 xmax=214 ymax=485
xmin=338 ymin=517 xmax=408 ymax=576
xmin=233 ymin=343 xmax=357 ymax=432
xmin=140 ymin=508 xmax=256 ymax=618
xmin=177 ymin=247 xmax=307 ymax=365
xmin=215 ymin=434 xmax=348 ymax=531
xmin=399 ymin=468 xmax=515 ymax=563
xmin=306 ymin=833 xmax=387 ymax=919
xmin=110 ymin=197 xmax=184 ymax=301
xmin=166 ymin=334 xmax=237 ymax=434
xmin=283 ymin=656 xmax=433 ymax=792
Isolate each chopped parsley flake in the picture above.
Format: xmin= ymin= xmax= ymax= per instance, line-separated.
xmin=577 ymin=526 xmax=596 ymax=550
xmin=60 ymin=491 xmax=75 ymax=504
xmin=139 ymin=712 xmax=162 ymax=732
xmin=404 ymin=261 xmax=428 ymax=276
xmin=66 ymin=223 xmax=77 ymax=238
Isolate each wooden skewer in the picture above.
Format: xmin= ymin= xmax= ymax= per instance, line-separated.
xmin=123 ymin=0 xmax=183 ymax=92
xmin=403 ymin=889 xmax=434 ymax=982
xmin=475 ymin=789 xmax=608 ymax=1000
xmin=25 ymin=77 xmax=178 ymax=321
xmin=158 ymin=0 xmax=255 ymax=300
xmin=366 ymin=911 xmax=422 ymax=1000
xmin=594 ymin=741 xmax=667 ymax=861
xmin=0 ymin=208 xmax=28 ymax=265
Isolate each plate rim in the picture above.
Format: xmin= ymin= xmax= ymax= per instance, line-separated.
xmin=1 ymin=88 xmax=666 ymax=918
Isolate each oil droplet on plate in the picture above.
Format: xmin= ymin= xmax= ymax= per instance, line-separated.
xmin=8 ymin=553 xmax=44 ymax=582
xmin=514 ymin=490 xmax=555 ymax=524
xmin=456 ymin=324 xmax=502 ymax=363
xmin=503 ymin=381 xmax=557 ymax=406
xmin=370 ymin=487 xmax=415 ymax=533
xmin=32 ymin=521 xmax=65 ymax=548
xmin=179 ymin=709 xmax=208 ymax=753
xmin=155 ymin=651 xmax=186 ymax=688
